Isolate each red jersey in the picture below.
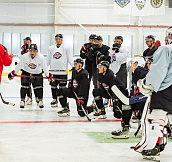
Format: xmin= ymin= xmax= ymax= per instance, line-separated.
xmin=0 ymin=44 xmax=13 ymax=82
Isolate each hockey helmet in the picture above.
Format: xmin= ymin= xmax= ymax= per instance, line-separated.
xmin=24 ymin=37 xmax=32 ymax=42
xmin=55 ymin=34 xmax=63 ymax=39
xmin=98 ymin=61 xmax=110 ymax=69
xmin=74 ymin=58 xmax=84 ymax=66
xmin=114 ymin=36 xmax=123 ymax=42
xmin=130 ymin=57 xmax=145 ymax=67
xmin=94 ymin=35 xmax=103 ymax=41
xmin=89 ymin=34 xmax=96 ymax=40
xmin=145 ymin=35 xmax=155 ymax=41
xmin=166 ymin=26 xmax=172 ymax=44
xmin=29 ymin=44 xmax=38 ymax=51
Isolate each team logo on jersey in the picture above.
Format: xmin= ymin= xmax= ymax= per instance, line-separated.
xmin=73 ymin=79 xmax=78 ymax=88
xmin=102 ymin=83 xmax=109 ymax=91
xmin=27 ymin=63 xmax=37 ymax=69
xmin=53 ymin=52 xmax=62 ymax=59
xmin=115 ymin=0 xmax=130 ymax=8
xmin=112 ymin=53 xmax=116 ymax=62
xmin=135 ymin=0 xmax=146 ymax=10
xmin=150 ymin=0 xmax=163 ymax=8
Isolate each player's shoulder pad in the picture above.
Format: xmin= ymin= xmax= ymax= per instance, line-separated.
xmin=49 ymin=44 xmax=56 ymax=50
xmin=102 ymin=44 xmax=110 ymax=51
xmin=81 ymin=69 xmax=89 ymax=76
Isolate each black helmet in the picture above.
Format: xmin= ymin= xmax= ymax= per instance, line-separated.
xmin=55 ymin=34 xmax=63 ymax=39
xmin=24 ymin=37 xmax=32 ymax=42
xmin=94 ymin=35 xmax=103 ymax=41
xmin=89 ymin=34 xmax=96 ymax=40
xmin=98 ymin=61 xmax=110 ymax=69
xmin=74 ymin=58 xmax=84 ymax=66
xmin=145 ymin=35 xmax=155 ymax=41
xmin=29 ymin=44 xmax=38 ymax=51
xmin=114 ymin=36 xmax=123 ymax=42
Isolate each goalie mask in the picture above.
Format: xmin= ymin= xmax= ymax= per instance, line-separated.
xmin=130 ymin=57 xmax=145 ymax=68
xmin=166 ymin=26 xmax=172 ymax=44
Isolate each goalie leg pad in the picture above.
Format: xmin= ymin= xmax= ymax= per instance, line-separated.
xmin=134 ymin=98 xmax=168 ymax=153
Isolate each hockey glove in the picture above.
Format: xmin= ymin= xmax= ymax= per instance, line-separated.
xmin=68 ymin=82 xmax=72 ymax=88
xmin=8 ymin=70 xmax=16 ymax=80
xmin=47 ymin=73 xmax=54 ymax=82
xmin=137 ymin=78 xmax=154 ymax=97
xmin=77 ymin=97 xmax=84 ymax=106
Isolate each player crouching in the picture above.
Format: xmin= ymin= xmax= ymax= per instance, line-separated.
xmin=57 ymin=58 xmax=95 ymax=117
xmin=92 ymin=61 xmax=130 ymax=126
xmin=8 ymin=44 xmax=53 ymax=109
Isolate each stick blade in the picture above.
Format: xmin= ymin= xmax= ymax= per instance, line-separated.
xmin=8 ymin=103 xmax=15 ymax=106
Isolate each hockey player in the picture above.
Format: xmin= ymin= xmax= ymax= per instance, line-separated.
xmin=57 ymin=58 xmax=94 ymax=117
xmin=8 ymin=44 xmax=53 ymax=109
xmin=20 ymin=37 xmax=32 ymax=56
xmin=93 ymin=36 xmax=110 ymax=64
xmin=134 ymin=37 xmax=172 ymax=161
xmin=47 ymin=34 xmax=73 ymax=107
xmin=0 ymin=44 xmax=13 ymax=83
xmin=143 ymin=35 xmax=158 ymax=58
xmin=80 ymin=34 xmax=98 ymax=87
xmin=92 ymin=61 xmax=130 ymax=128
xmin=110 ymin=36 xmax=128 ymax=88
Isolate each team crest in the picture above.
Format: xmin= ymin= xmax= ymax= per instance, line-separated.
xmin=53 ymin=52 xmax=62 ymax=59
xmin=73 ymin=79 xmax=78 ymax=88
xmin=135 ymin=0 xmax=146 ymax=10
xmin=115 ymin=0 xmax=130 ymax=8
xmin=27 ymin=63 xmax=37 ymax=69
xmin=150 ymin=0 xmax=163 ymax=8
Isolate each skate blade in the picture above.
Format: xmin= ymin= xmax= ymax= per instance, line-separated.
xmin=93 ymin=115 xmax=106 ymax=119
xmin=58 ymin=113 xmax=70 ymax=117
xmin=51 ymin=104 xmax=58 ymax=108
xmin=112 ymin=135 xmax=129 ymax=139
xmin=143 ymin=155 xmax=160 ymax=162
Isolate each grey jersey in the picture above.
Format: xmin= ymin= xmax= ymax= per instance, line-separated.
xmin=146 ymin=44 xmax=172 ymax=92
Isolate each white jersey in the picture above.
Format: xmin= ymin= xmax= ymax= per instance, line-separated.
xmin=14 ymin=52 xmax=49 ymax=77
xmin=46 ymin=44 xmax=73 ymax=75
xmin=110 ymin=46 xmax=129 ymax=74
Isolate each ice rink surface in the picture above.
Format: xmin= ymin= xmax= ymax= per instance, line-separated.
xmin=0 ymin=77 xmax=172 ymax=162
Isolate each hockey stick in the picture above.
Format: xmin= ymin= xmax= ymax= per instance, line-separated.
xmin=15 ymin=75 xmax=71 ymax=81
xmin=111 ymin=85 xmax=147 ymax=105
xmin=72 ymin=89 xmax=91 ymax=122
xmin=0 ymin=93 xmax=15 ymax=106
xmin=49 ymin=70 xmax=72 ymax=72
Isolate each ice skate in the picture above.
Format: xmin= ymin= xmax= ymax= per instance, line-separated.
xmin=38 ymin=100 xmax=44 ymax=108
xmin=57 ymin=103 xmax=70 ymax=117
xmin=20 ymin=100 xmax=25 ymax=109
xmin=50 ymin=99 xmax=58 ymax=107
xmin=25 ymin=97 xmax=32 ymax=105
xmin=142 ymin=146 xmax=160 ymax=162
xmin=112 ymin=122 xmax=129 ymax=139
xmin=93 ymin=109 xmax=106 ymax=119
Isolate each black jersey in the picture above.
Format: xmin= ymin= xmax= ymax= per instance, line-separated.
xmin=98 ymin=69 xmax=126 ymax=96
xmin=71 ymin=68 xmax=90 ymax=97
xmin=143 ymin=46 xmax=158 ymax=57
xmin=95 ymin=44 xmax=110 ymax=63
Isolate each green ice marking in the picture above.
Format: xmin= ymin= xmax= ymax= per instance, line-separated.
xmin=84 ymin=132 xmax=172 ymax=143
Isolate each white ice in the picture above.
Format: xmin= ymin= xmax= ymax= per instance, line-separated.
xmin=0 ymin=76 xmax=172 ymax=162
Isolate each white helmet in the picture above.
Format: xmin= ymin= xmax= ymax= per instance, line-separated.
xmin=166 ymin=26 xmax=172 ymax=44
xmin=130 ymin=57 xmax=145 ymax=67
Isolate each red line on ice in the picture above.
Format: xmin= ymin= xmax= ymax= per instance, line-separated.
xmin=0 ymin=120 xmax=121 ymax=124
